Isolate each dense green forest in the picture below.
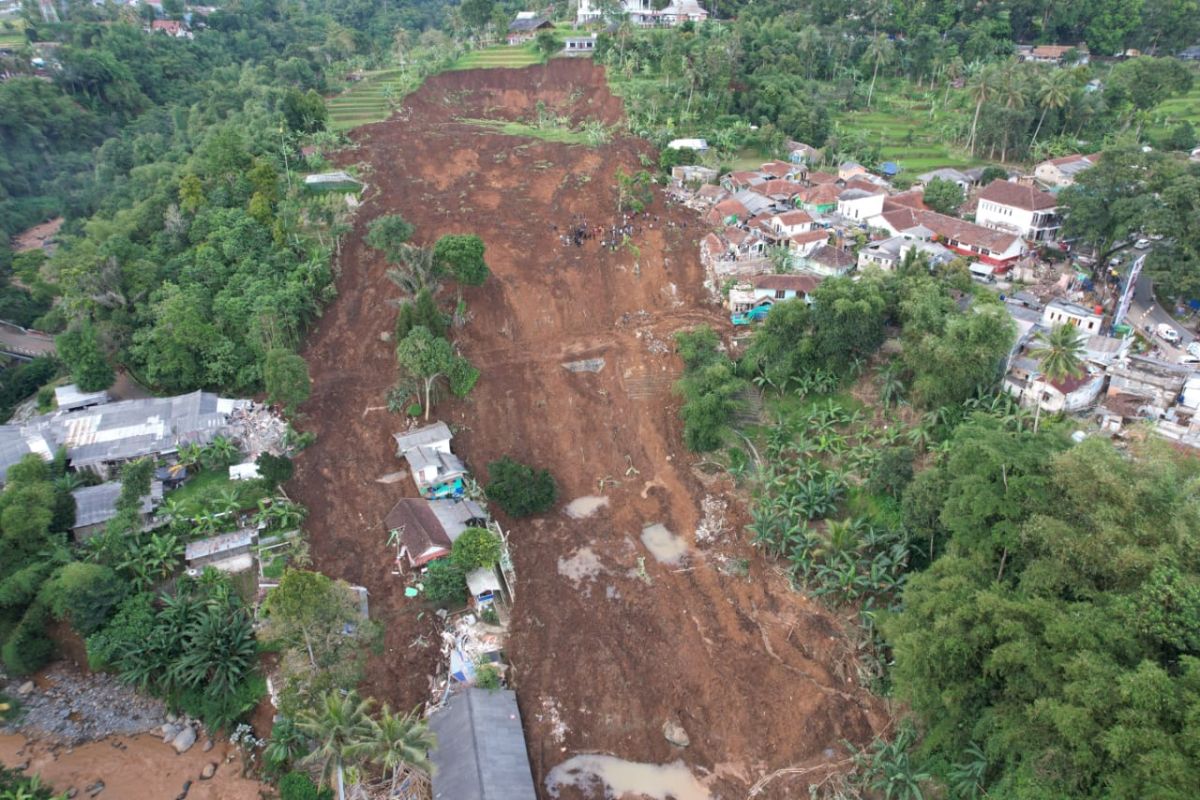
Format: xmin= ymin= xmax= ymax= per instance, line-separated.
xmin=676 ymin=254 xmax=1200 ymax=797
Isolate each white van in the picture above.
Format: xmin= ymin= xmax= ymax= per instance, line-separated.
xmin=1156 ymin=323 xmax=1181 ymax=344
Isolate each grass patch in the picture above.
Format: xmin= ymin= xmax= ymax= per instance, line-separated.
xmin=458 ymin=117 xmax=596 ymax=144
xmin=845 ymin=485 xmax=904 ymax=528
xmin=0 ymin=17 xmax=26 ymax=49
xmin=451 ymin=45 xmax=540 ymax=70
xmin=168 ymin=470 xmax=266 ymax=517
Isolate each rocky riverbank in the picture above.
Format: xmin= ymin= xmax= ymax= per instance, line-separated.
xmin=1 ymin=663 xmax=166 ymax=745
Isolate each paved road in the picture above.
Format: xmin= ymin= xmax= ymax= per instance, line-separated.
xmin=1128 ymin=258 xmax=1196 ymax=360
xmin=0 ymin=325 xmax=56 ymax=359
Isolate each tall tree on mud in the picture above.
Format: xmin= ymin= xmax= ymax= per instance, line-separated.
xmin=395 ymin=325 xmax=479 ymax=420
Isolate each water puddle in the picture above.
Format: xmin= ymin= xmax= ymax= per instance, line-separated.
xmin=558 ymin=547 xmax=605 ymax=585
xmin=640 ymin=523 xmax=687 ymax=565
xmin=546 ymin=754 xmax=710 ymax=800
xmin=565 ymin=495 xmax=610 ymax=519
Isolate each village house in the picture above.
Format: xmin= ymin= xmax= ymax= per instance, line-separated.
xmin=670 ymin=164 xmax=719 ymax=188
xmin=393 ymin=422 xmax=468 ymax=499
xmin=787 ymin=229 xmax=832 ymax=258
xmin=794 ymin=184 xmax=840 ymax=214
xmin=838 ymin=161 xmax=868 ymax=181
xmin=667 ymin=138 xmax=709 ymax=152
xmin=728 ymin=274 xmax=822 ymax=314
xmin=506 ymin=13 xmax=553 ymax=45
xmin=1042 ymin=299 xmax=1103 ymax=335
xmin=149 ymin=19 xmax=192 ymax=38
xmin=796 ymin=244 xmax=855 ymax=277
xmin=975 ymin=179 xmax=1061 ymax=242
xmin=0 ymin=391 xmax=250 ymax=484
xmin=874 ymin=207 xmax=1026 ymax=269
xmin=576 ymin=0 xmax=707 ymax=26
xmin=857 ymin=235 xmax=956 ymax=272
xmin=384 ymin=497 xmax=488 ymax=569
xmin=561 ymin=35 xmax=596 ymax=55
xmin=1033 ymin=153 xmax=1098 ymax=188
xmin=771 ymin=210 xmax=816 ymax=237
xmin=1105 ymin=355 xmax=1192 ymax=413
xmin=703 ymin=197 xmax=749 ymax=226
xmin=691 ymin=184 xmax=728 ymax=208
xmin=71 ymin=480 xmax=164 ymax=541
xmin=721 ymin=171 xmax=767 ymax=192
xmin=757 ymin=179 xmax=806 ymax=204
xmin=787 ymin=141 xmax=821 ymax=165
xmin=837 ymin=187 xmax=887 ymax=222
xmin=732 ymin=188 xmax=775 ymax=217
xmin=1018 ymin=43 xmax=1089 ymax=65
xmin=916 ymin=167 xmax=977 ymax=192
xmin=428 ymin=689 xmax=537 ymax=800
xmin=1005 ymin=357 xmax=1105 ymax=415
xmin=759 ymin=160 xmax=804 ymax=180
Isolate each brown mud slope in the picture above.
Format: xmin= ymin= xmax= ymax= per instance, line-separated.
xmin=290 ymin=59 xmax=886 ymax=798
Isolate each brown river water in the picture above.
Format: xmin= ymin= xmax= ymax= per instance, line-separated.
xmin=0 ymin=732 xmax=265 ymax=799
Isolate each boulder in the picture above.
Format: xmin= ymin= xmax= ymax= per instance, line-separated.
xmin=200 ymin=763 xmax=217 ymax=780
xmin=202 ymin=739 xmax=214 ymax=753
xmin=17 ymin=681 xmax=34 ymax=696
xmin=161 ymin=724 xmax=182 ymax=743
xmin=171 ymin=726 xmax=197 ymax=754
xmin=165 ymin=712 xmax=178 ymax=724
xmin=663 ymin=719 xmax=690 ymax=748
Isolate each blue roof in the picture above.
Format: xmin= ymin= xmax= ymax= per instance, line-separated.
xmin=880 ymin=161 xmax=900 ymax=175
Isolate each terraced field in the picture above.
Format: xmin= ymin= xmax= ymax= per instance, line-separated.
xmin=326 ymin=69 xmax=408 ymax=132
xmin=835 ymin=94 xmax=984 ymax=172
xmin=451 ymin=44 xmax=541 ymax=70
xmin=1145 ymin=74 xmax=1200 ymax=143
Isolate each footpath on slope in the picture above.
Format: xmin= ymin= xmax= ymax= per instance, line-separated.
xmin=289 ymin=59 xmax=887 ymax=799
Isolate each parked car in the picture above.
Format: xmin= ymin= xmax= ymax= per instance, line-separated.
xmin=1187 ymin=341 xmax=1200 ymax=358
xmin=1179 ymin=355 xmax=1200 ymax=366
xmin=1156 ymin=323 xmax=1181 ymax=344
xmin=1135 ymin=238 xmax=1150 ymax=249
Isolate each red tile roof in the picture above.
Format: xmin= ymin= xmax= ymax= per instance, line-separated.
xmin=879 ymin=207 xmax=1021 ymax=255
xmin=807 ymin=171 xmax=838 ymax=185
xmin=789 ymin=229 xmax=830 ymax=246
xmin=979 ymin=179 xmax=1057 ymax=211
xmin=760 ymin=161 xmax=794 ymax=178
xmin=796 ymin=184 xmax=840 ymax=206
xmin=753 ymin=274 xmax=822 ymax=293
xmin=774 ymin=210 xmax=814 ymax=226
xmin=886 ymin=191 xmax=928 ymax=211
xmin=759 ymin=179 xmax=806 ymax=198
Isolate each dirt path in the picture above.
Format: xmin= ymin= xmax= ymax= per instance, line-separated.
xmin=289 ymin=60 xmax=886 ymax=798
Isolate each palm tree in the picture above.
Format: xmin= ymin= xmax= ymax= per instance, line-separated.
xmin=213 ymin=487 xmax=243 ymax=516
xmin=966 ymin=64 xmax=998 ymax=156
xmin=386 ymin=244 xmax=441 ymax=297
xmin=1030 ymin=323 xmax=1085 ymax=432
xmin=864 ymin=34 xmax=894 ymax=108
xmin=364 ymin=705 xmax=435 ymax=794
xmin=1031 ymin=68 xmax=1074 ymax=147
xmin=297 ymin=691 xmax=376 ymax=800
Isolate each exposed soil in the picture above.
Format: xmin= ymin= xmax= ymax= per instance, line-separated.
xmin=289 ymin=59 xmax=887 ymax=798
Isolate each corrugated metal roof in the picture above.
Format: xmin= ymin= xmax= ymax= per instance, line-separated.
xmin=72 ymin=480 xmax=163 ymax=529
xmin=429 ymin=689 xmax=536 ymax=800
xmin=393 ymin=422 xmax=453 ymax=454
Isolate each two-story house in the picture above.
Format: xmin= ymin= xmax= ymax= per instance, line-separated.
xmin=975 ymin=179 xmax=1061 ymax=242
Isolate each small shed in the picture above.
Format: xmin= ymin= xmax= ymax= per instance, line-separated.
xmin=185 ymin=529 xmax=256 ymax=568
xmin=562 ymin=36 xmax=596 ymax=55
xmin=55 ymin=384 xmax=110 ymax=413
xmin=303 ymin=171 xmax=363 ymax=194
xmin=466 ymin=565 xmax=504 ymax=606
xmin=229 ymin=461 xmax=261 ymax=481
xmin=428 ymin=689 xmax=537 ymax=800
xmin=667 ymin=138 xmax=709 ymax=151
